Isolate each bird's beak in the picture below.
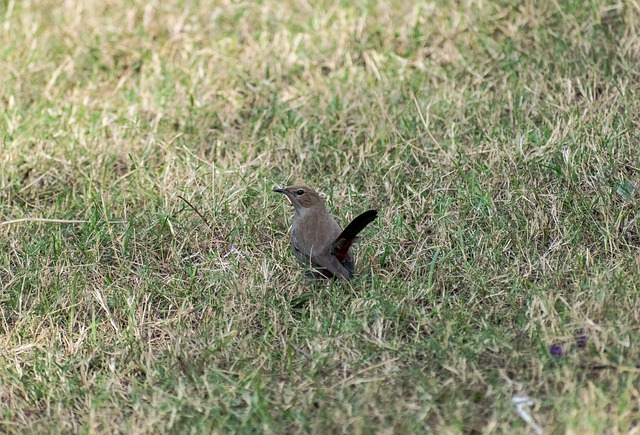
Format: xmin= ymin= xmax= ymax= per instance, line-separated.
xmin=273 ymin=188 xmax=294 ymax=206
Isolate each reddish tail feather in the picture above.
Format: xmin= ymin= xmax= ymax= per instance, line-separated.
xmin=332 ymin=210 xmax=378 ymax=261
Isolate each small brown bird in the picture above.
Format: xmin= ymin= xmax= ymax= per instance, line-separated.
xmin=274 ymin=185 xmax=377 ymax=279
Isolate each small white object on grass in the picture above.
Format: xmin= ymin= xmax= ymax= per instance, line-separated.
xmin=511 ymin=395 xmax=543 ymax=435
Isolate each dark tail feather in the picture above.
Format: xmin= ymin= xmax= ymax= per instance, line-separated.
xmin=332 ymin=210 xmax=378 ymax=261
xmin=339 ymin=210 xmax=378 ymax=241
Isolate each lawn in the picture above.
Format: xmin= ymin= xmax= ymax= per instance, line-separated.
xmin=1 ymin=0 xmax=640 ymax=433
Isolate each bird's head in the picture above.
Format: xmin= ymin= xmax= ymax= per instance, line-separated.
xmin=273 ymin=185 xmax=323 ymax=212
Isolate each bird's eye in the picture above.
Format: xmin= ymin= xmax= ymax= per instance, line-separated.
xmin=296 ymin=189 xmax=305 ymax=195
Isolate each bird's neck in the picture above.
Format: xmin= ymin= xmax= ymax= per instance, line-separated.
xmin=294 ymin=203 xmax=326 ymax=222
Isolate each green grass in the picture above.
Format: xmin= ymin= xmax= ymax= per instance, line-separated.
xmin=2 ymin=0 xmax=640 ymax=432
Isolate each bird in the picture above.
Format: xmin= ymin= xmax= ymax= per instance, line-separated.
xmin=273 ymin=185 xmax=377 ymax=279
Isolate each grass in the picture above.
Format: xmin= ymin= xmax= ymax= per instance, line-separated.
xmin=1 ymin=0 xmax=640 ymax=432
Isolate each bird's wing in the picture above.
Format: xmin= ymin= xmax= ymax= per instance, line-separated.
xmin=312 ymin=251 xmax=353 ymax=279
xmin=292 ymin=234 xmax=352 ymax=279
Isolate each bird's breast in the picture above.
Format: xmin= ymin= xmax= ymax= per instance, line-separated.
xmin=292 ymin=208 xmax=342 ymax=255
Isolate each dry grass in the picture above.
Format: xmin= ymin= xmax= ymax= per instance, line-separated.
xmin=2 ymin=0 xmax=640 ymax=433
